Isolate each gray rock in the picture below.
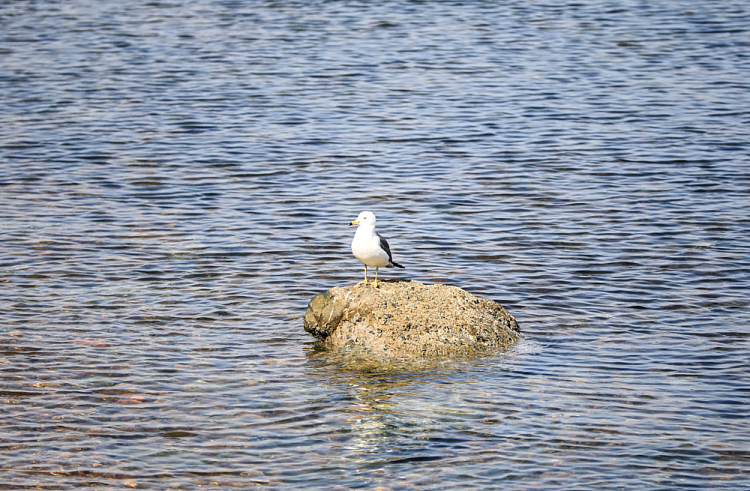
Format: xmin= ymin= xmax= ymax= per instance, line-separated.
xmin=304 ymin=280 xmax=520 ymax=358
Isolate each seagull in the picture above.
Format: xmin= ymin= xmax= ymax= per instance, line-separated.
xmin=349 ymin=211 xmax=404 ymax=287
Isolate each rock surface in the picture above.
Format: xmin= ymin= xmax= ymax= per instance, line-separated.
xmin=304 ymin=280 xmax=520 ymax=357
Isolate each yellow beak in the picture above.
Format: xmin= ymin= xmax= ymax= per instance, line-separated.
xmin=349 ymin=220 xmax=360 ymax=226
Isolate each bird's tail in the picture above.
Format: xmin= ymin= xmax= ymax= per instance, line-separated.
xmin=390 ymin=261 xmax=405 ymax=269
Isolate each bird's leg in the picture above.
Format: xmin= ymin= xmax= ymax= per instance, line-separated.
xmin=373 ymin=267 xmax=379 ymax=288
xmin=357 ymin=265 xmax=368 ymax=285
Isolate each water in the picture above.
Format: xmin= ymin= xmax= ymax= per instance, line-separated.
xmin=2 ymin=0 xmax=749 ymax=489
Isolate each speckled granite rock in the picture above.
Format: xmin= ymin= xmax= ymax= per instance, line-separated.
xmin=304 ymin=280 xmax=520 ymax=357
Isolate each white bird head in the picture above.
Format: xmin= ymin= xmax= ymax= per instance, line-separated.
xmin=349 ymin=211 xmax=376 ymax=228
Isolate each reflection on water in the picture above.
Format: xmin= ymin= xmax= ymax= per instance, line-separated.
xmin=2 ymin=0 xmax=749 ymax=489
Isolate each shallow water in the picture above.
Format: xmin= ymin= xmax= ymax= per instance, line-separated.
xmin=2 ymin=0 xmax=749 ymax=489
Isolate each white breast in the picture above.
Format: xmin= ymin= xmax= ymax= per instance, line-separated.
xmin=352 ymin=229 xmax=390 ymax=267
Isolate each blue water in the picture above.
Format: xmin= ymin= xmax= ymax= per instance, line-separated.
xmin=2 ymin=1 xmax=749 ymax=489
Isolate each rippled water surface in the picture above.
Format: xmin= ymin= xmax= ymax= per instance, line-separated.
xmin=2 ymin=1 xmax=750 ymax=489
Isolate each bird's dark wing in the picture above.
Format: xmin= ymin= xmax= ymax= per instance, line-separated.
xmin=377 ymin=233 xmax=405 ymax=268
xmin=377 ymin=233 xmax=394 ymax=262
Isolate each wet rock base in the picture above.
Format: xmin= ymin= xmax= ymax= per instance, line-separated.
xmin=304 ymin=280 xmax=520 ymax=358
